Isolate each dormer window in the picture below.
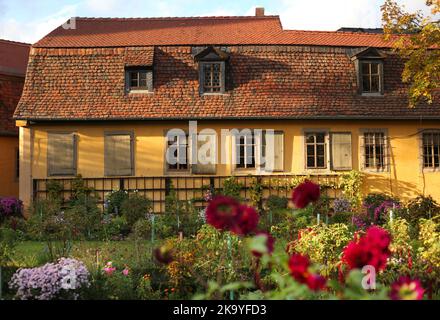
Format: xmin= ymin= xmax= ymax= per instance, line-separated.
xmin=125 ymin=67 xmax=153 ymax=93
xmin=351 ymin=47 xmax=385 ymax=96
xmin=361 ymin=61 xmax=381 ymax=93
xmin=194 ymin=46 xmax=229 ymax=95
xmin=201 ymin=62 xmax=224 ymax=93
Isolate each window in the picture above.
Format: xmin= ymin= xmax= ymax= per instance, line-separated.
xmin=331 ymin=133 xmax=352 ymax=171
xmin=125 ymin=67 xmax=152 ymax=92
xmin=47 ymin=132 xmax=77 ymax=176
xmin=363 ymin=132 xmax=386 ymax=170
xmin=235 ymin=133 xmax=256 ymax=169
xmin=305 ymin=132 xmax=327 ymax=169
xmin=200 ymin=62 xmax=225 ymax=94
xmin=360 ymin=61 xmax=382 ymax=94
xmin=167 ymin=133 xmax=189 ymax=171
xmin=422 ymin=131 xmax=440 ymax=169
xmin=104 ymin=132 xmax=133 ymax=176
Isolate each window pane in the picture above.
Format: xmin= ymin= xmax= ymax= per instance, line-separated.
xmin=307 ymin=156 xmax=315 ymax=168
xmin=371 ymin=75 xmax=380 ymax=92
xmin=361 ymin=63 xmax=370 ymax=75
xmin=316 ymin=133 xmax=325 ymax=143
xmin=317 ymin=144 xmax=325 ymax=157
xmin=317 ymin=156 xmax=325 ymax=168
xmin=306 ymin=135 xmax=315 ymax=143
xmin=370 ymin=63 xmax=379 ymax=74
xmin=307 ymin=145 xmax=315 ymax=157
xmin=362 ymin=75 xmax=371 ymax=92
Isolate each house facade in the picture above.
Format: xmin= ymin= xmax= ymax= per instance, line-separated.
xmin=14 ymin=12 xmax=440 ymax=210
xmin=0 ymin=39 xmax=30 ymax=198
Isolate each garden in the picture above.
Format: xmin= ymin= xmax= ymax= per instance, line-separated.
xmin=0 ymin=172 xmax=439 ymax=300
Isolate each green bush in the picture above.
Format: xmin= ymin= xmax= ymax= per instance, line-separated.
xmin=402 ymin=195 xmax=440 ymax=224
xmin=101 ymin=215 xmax=130 ymax=240
xmin=132 ymin=218 xmax=152 ymax=240
xmin=266 ymin=195 xmax=288 ymax=212
xmin=65 ymin=195 xmax=102 ymax=239
xmin=120 ymin=193 xmax=152 ymax=228
xmin=0 ymin=227 xmax=18 ymax=265
xmin=105 ymin=190 xmax=129 ymax=215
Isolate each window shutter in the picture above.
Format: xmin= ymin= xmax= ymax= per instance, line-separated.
xmin=105 ymin=134 xmax=133 ymax=176
xmin=331 ymin=133 xmax=352 ymax=171
xmin=191 ymin=133 xmax=216 ymax=174
xmin=264 ymin=131 xmax=284 ymax=172
xmin=48 ymin=133 xmax=76 ymax=176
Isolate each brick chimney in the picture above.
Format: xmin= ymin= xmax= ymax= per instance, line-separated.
xmin=255 ymin=7 xmax=265 ymax=17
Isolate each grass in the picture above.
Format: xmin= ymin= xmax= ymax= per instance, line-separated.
xmin=11 ymin=240 xmax=158 ymax=269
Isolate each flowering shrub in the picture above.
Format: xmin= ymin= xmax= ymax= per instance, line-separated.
xmin=0 ymin=197 xmax=23 ymax=221
xmin=333 ymin=197 xmax=351 ymax=214
xmin=362 ymin=193 xmax=400 ymax=225
xmin=287 ymin=224 xmax=352 ymax=276
xmin=9 ymin=258 xmax=90 ymax=300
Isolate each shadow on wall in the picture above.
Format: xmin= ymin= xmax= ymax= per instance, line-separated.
xmin=363 ymin=173 xmax=420 ymax=202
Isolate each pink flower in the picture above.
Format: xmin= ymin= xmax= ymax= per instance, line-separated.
xmin=390 ymin=277 xmax=424 ymax=300
xmin=122 ymin=268 xmax=130 ymax=276
xmin=103 ymin=261 xmax=116 ymax=275
xmin=291 ymin=181 xmax=320 ymax=209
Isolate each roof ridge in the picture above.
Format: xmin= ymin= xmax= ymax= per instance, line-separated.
xmin=73 ymin=15 xmax=280 ymax=21
xmin=283 ymin=29 xmax=384 ymax=36
xmin=0 ymin=38 xmax=31 ymax=46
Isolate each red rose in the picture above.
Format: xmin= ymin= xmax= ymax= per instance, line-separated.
xmin=291 ymin=180 xmax=320 ymax=209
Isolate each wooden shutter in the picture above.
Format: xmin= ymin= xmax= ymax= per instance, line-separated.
xmin=264 ymin=131 xmax=284 ymax=172
xmin=331 ymin=132 xmax=352 ymax=170
xmin=48 ymin=133 xmax=76 ymax=176
xmin=191 ymin=132 xmax=216 ymax=174
xmin=105 ymin=133 xmax=133 ymax=176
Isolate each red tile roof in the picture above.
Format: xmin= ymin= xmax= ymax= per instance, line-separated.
xmin=14 ymin=46 xmax=440 ymax=121
xmin=33 ymin=16 xmax=396 ymax=48
xmin=0 ymin=40 xmax=29 ymax=135
xmin=0 ymin=39 xmax=30 ymax=75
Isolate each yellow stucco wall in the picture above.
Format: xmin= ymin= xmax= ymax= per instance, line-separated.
xmin=25 ymin=119 xmax=440 ymax=202
xmin=0 ymin=136 xmax=19 ymax=197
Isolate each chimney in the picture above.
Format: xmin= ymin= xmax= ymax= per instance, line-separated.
xmin=255 ymin=7 xmax=265 ymax=17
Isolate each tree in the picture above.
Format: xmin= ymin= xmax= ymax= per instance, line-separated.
xmin=381 ymin=0 xmax=439 ymax=107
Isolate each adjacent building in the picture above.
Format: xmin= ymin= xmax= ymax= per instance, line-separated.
xmin=0 ymin=39 xmax=30 ymax=197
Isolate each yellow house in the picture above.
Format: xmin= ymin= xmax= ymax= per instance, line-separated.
xmin=0 ymin=39 xmax=29 ymax=198
xmin=14 ymin=13 xmax=440 ymax=211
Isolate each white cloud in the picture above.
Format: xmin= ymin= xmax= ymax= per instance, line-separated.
xmin=0 ymin=4 xmax=77 ymax=43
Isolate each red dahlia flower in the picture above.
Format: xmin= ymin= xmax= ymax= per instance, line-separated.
xmin=206 ymin=196 xmax=242 ymax=232
xmin=252 ymin=231 xmax=275 ymax=258
xmin=231 ymin=205 xmax=259 ymax=236
xmin=390 ymin=276 xmax=424 ymax=300
xmin=291 ymin=180 xmax=320 ymax=209
xmin=206 ymin=196 xmax=259 ymax=236
xmin=288 ymin=254 xmax=327 ymax=291
xmin=342 ymin=226 xmax=391 ymax=271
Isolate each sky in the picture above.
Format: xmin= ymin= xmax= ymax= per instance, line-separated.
xmin=0 ymin=0 xmax=435 ymax=43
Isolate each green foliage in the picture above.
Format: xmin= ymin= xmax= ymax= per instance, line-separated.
xmin=402 ymin=195 xmax=440 ymax=224
xmin=101 ymin=215 xmax=130 ymax=240
xmin=46 ymin=180 xmax=64 ymax=202
xmin=265 ymin=195 xmax=288 ymax=212
xmin=0 ymin=227 xmax=18 ymax=265
xmin=288 ymin=223 xmax=352 ymax=276
xmin=221 ymin=177 xmax=243 ymax=199
xmin=339 ymin=170 xmax=364 ymax=207
xmin=131 ymin=218 xmax=152 ymax=240
xmin=65 ymin=194 xmax=102 ymax=239
xmin=120 ymin=193 xmax=152 ymax=228
xmin=249 ymin=178 xmax=263 ymax=209
xmin=381 ymin=0 xmax=440 ymax=106
xmin=105 ymin=190 xmax=129 ymax=215
xmin=418 ymin=218 xmax=440 ymax=269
